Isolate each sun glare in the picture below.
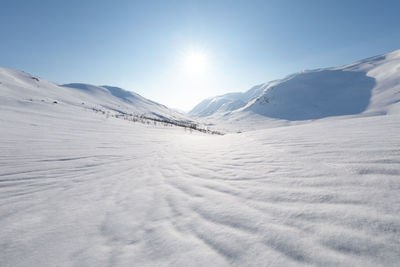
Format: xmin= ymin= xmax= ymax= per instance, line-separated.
xmin=181 ymin=48 xmax=209 ymax=76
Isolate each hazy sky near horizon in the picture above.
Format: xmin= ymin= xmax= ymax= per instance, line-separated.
xmin=1 ymin=0 xmax=400 ymax=110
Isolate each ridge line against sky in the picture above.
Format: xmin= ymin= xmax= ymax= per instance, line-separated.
xmin=1 ymin=0 xmax=400 ymax=110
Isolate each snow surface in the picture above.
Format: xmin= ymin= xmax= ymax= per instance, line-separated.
xmin=1 ymin=50 xmax=400 ymax=266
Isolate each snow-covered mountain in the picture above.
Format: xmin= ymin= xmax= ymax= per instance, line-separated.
xmin=191 ymin=50 xmax=400 ymax=122
xmin=189 ymin=84 xmax=265 ymax=117
xmin=0 ymin=67 xmax=191 ymax=122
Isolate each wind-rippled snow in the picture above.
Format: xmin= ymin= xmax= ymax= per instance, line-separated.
xmin=1 ymin=102 xmax=399 ymax=266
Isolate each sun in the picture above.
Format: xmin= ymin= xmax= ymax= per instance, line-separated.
xmin=181 ymin=48 xmax=210 ymax=76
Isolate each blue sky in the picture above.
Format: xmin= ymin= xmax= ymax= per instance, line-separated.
xmin=1 ymin=0 xmax=400 ymax=110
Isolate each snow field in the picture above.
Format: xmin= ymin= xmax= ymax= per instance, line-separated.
xmin=1 ymin=101 xmax=399 ymax=266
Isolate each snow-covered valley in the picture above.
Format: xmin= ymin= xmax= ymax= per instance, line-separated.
xmin=1 ymin=50 xmax=400 ymax=266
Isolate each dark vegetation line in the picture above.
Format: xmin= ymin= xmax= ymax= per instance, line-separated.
xmin=89 ymin=105 xmax=224 ymax=135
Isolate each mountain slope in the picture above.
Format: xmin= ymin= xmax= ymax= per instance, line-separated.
xmin=189 ymin=84 xmax=265 ymax=116
xmin=191 ymin=50 xmax=400 ymax=122
xmin=0 ymin=67 xmax=190 ymax=122
xmin=242 ymin=69 xmax=374 ymax=120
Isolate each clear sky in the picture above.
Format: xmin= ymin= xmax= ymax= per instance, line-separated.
xmin=1 ymin=0 xmax=400 ymax=110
